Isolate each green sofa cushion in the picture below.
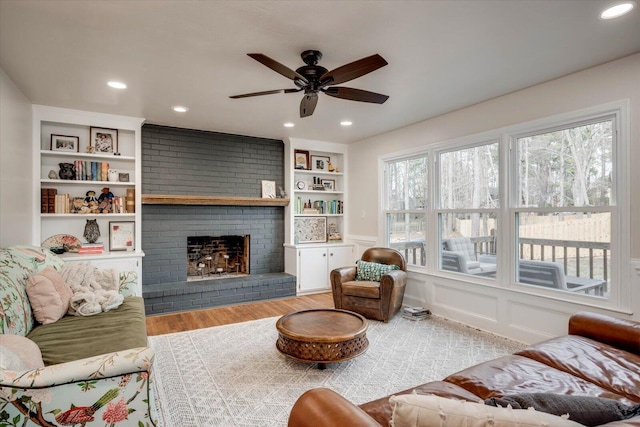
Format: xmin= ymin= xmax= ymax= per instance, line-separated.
xmin=27 ymin=296 xmax=147 ymax=366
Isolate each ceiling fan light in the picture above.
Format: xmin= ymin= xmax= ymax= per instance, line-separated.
xmin=600 ymin=2 xmax=634 ymax=19
xmin=173 ymin=106 xmax=188 ymax=112
xmin=340 ymin=121 xmax=353 ymax=126
xmin=107 ymin=81 xmax=127 ymax=89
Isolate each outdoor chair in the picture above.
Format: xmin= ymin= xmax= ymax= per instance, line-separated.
xmin=518 ymin=259 xmax=606 ymax=295
xmin=441 ymin=236 xmax=496 ymax=276
xmin=331 ymin=247 xmax=407 ymax=322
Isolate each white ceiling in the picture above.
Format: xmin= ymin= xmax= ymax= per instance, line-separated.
xmin=1 ymin=1 xmax=639 ymax=144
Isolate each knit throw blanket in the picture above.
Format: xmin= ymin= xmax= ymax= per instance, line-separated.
xmin=60 ymin=262 xmax=124 ymax=316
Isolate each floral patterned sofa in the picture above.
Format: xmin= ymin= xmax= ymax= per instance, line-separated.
xmin=0 ymin=245 xmax=157 ymax=427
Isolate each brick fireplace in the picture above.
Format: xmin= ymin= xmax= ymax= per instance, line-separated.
xmin=140 ymin=124 xmax=296 ymax=315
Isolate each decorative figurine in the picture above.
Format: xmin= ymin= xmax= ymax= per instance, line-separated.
xmin=83 ymin=219 xmax=100 ymax=243
xmin=97 ymin=187 xmax=115 ymax=213
xmin=48 ymin=170 xmax=58 ymax=179
xmin=58 ymin=163 xmax=75 ymax=180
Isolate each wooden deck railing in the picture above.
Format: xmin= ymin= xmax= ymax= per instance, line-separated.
xmin=392 ymin=236 xmax=609 ymax=283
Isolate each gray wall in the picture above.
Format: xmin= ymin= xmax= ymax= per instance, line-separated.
xmin=141 ymin=124 xmax=285 ymax=287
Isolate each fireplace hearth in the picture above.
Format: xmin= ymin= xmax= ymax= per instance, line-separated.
xmin=187 ymin=235 xmax=249 ymax=281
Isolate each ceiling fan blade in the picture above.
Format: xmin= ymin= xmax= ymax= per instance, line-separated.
xmin=323 ymin=87 xmax=389 ymax=104
xmin=229 ymin=88 xmax=301 ymax=99
xmin=247 ymin=53 xmax=309 ymax=84
xmin=300 ymin=93 xmax=318 ymax=117
xmin=319 ymin=54 xmax=388 ymax=86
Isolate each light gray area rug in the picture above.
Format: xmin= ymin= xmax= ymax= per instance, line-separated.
xmin=150 ymin=314 xmax=525 ymax=426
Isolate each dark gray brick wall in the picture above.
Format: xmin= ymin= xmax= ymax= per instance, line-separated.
xmin=142 ymin=124 xmax=283 ymax=197
xmin=140 ymin=124 xmax=289 ymax=312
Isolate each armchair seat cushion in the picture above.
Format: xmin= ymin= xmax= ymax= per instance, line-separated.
xmin=27 ymin=296 xmax=148 ymax=365
xmin=342 ymin=280 xmax=381 ymax=299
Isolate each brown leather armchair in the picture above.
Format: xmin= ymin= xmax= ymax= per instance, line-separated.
xmin=330 ymin=247 xmax=407 ymax=322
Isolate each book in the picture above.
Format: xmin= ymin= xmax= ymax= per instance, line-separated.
xmin=402 ymin=306 xmax=432 ymax=321
xmin=78 ymin=242 xmax=104 ymax=254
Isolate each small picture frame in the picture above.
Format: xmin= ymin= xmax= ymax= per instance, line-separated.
xmin=118 ymin=173 xmax=130 ymax=182
xmin=50 ymin=134 xmax=79 ymax=152
xmin=294 ymin=150 xmax=310 ymax=170
xmin=321 ymin=179 xmax=335 ymax=191
xmin=311 ymin=155 xmax=330 ymax=171
xmin=109 ymin=221 xmax=135 ymax=251
xmin=90 ymin=127 xmax=118 ymax=154
xmin=294 ymin=216 xmax=327 ymax=243
xmin=261 ymin=180 xmax=276 ymax=198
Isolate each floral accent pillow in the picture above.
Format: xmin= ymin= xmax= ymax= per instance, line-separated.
xmin=356 ymin=260 xmax=400 ymax=281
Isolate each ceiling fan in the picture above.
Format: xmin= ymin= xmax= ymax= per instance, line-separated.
xmin=229 ymin=50 xmax=389 ymax=118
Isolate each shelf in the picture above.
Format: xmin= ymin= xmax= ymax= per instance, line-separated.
xmin=41 ymin=179 xmax=135 ymax=186
xmin=294 ymin=214 xmax=344 ymax=217
xmin=41 ymin=150 xmax=135 ymax=161
xmin=58 ymin=250 xmax=144 ymax=261
xmin=41 ymin=213 xmax=135 ymax=218
xmin=295 ymin=190 xmax=343 ymax=195
xmin=142 ymin=194 xmax=290 ymax=207
xmin=294 ymin=169 xmax=343 ymax=176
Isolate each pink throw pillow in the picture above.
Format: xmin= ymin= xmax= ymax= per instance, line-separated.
xmin=0 ymin=334 xmax=45 ymax=370
xmin=26 ymin=266 xmax=73 ymax=324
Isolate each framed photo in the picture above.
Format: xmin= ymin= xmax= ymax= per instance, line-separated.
xmin=261 ymin=180 xmax=276 ymax=198
xmin=321 ymin=179 xmax=335 ymax=191
xmin=109 ymin=221 xmax=135 ymax=251
xmin=294 ymin=150 xmax=310 ymax=170
xmin=311 ymin=155 xmax=330 ymax=171
xmin=90 ymin=127 xmax=118 ymax=153
xmin=50 ymin=134 xmax=79 ymax=152
xmin=294 ymin=216 xmax=327 ymax=243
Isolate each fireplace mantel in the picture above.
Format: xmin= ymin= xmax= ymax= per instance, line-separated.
xmin=141 ymin=194 xmax=289 ymax=207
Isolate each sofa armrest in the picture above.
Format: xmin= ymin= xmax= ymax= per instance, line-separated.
xmin=0 ymin=347 xmax=157 ymax=426
xmin=568 ymin=311 xmax=640 ymax=355
xmin=288 ymin=388 xmax=381 ymax=427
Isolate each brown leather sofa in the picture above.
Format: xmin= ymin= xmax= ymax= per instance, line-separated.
xmin=288 ymin=312 xmax=640 ymax=426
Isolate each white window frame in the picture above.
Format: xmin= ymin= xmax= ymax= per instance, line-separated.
xmin=378 ymin=99 xmax=630 ymax=312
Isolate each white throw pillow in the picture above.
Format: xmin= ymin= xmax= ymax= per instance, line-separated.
xmin=389 ymin=394 xmax=584 ymax=427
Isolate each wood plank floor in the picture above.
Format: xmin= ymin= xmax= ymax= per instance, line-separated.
xmin=145 ymin=292 xmax=334 ymax=336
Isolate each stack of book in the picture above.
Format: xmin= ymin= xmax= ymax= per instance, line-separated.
xmin=402 ymin=306 xmax=432 ymax=321
xmin=78 ymin=243 xmax=104 ymax=255
xmin=40 ymin=188 xmax=58 ymax=213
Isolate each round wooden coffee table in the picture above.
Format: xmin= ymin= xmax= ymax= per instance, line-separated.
xmin=276 ymin=309 xmax=369 ymax=370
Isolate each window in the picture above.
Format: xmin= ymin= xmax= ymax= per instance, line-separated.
xmin=384 ymin=155 xmax=428 ymax=266
xmin=514 ymin=118 xmax=614 ymax=297
xmin=381 ymin=102 xmax=626 ymax=308
xmin=437 ymin=141 xmax=499 ymax=277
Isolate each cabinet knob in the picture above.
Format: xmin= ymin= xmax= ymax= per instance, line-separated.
xmin=323 ymin=253 xmax=326 ymax=257
xmin=330 ymin=253 xmax=333 ymax=256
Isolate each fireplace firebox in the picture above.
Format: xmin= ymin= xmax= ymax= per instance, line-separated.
xmin=187 ymin=235 xmax=249 ymax=280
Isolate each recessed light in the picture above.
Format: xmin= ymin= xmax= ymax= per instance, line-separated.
xmin=600 ymin=2 xmax=634 ymax=19
xmin=107 ymin=81 xmax=127 ymax=89
xmin=172 ymin=106 xmax=188 ymax=113
xmin=283 ymin=122 xmax=295 ymax=128
xmin=340 ymin=121 xmax=352 ymax=126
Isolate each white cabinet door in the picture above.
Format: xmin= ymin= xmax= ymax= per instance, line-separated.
xmin=327 ymin=245 xmax=355 ymax=272
xmin=298 ymin=247 xmax=330 ymax=293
